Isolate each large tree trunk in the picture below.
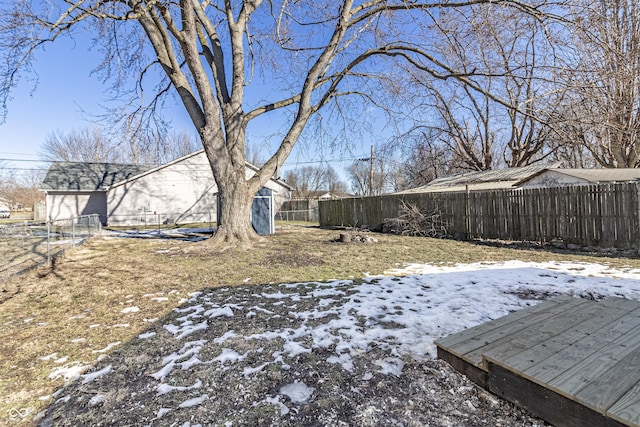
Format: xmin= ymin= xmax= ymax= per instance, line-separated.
xmin=213 ymin=173 xmax=261 ymax=248
xmin=200 ymin=123 xmax=263 ymax=249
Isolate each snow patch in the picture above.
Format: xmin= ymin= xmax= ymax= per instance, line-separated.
xmin=156 ymin=408 xmax=172 ymax=419
xmin=81 ymin=365 xmax=113 ymax=384
xmin=89 ymin=395 xmax=104 ymax=406
xmin=92 ymin=342 xmax=120 ymax=354
xmin=48 ymin=363 xmax=88 ymax=382
xmin=204 ymin=306 xmax=235 ymax=318
xmin=280 ymin=382 xmax=314 ymax=404
xmin=178 ymin=394 xmax=209 ymax=408
xmin=243 ymin=362 xmax=270 ymax=377
xmin=164 ymin=320 xmax=208 ymax=339
xmin=138 ymin=331 xmax=157 ymax=339
xmin=156 ymin=379 xmax=202 ymax=396
xmin=264 ymin=396 xmax=289 ymax=416
xmin=374 ymin=358 xmax=404 ymax=376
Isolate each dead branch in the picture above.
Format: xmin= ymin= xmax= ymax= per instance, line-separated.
xmin=383 ymin=200 xmax=449 ymax=238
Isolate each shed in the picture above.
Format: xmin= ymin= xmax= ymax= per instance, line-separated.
xmin=41 ymin=150 xmax=292 ymax=228
xmin=397 ymin=163 xmax=562 ymax=194
xmin=516 ymin=168 xmax=640 ymax=188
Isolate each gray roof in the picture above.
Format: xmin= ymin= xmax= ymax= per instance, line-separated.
xmin=399 ymin=162 xmax=562 ymax=194
xmin=41 ymin=162 xmax=153 ymax=191
xmin=546 ymin=168 xmax=640 ymax=183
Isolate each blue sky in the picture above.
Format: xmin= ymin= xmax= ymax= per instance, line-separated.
xmin=0 ymin=23 xmax=387 ymax=182
xmin=0 ymin=36 xmax=194 ymax=165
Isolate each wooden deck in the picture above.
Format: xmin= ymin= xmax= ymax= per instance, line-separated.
xmin=435 ymin=295 xmax=640 ymax=427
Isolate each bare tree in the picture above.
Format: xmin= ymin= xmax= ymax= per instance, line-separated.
xmin=244 ymin=143 xmax=265 ymax=168
xmin=398 ymin=129 xmax=466 ymax=188
xmin=41 ymin=127 xmax=125 ymax=163
xmin=285 ymin=165 xmax=346 ymax=199
xmin=347 ymin=156 xmax=396 ymax=196
xmin=325 ymin=166 xmax=348 ymax=194
xmin=0 ymin=162 xmax=45 ymax=210
xmin=1 ymin=0 xmax=559 ymax=246
xmin=138 ymin=129 xmax=201 ymax=165
xmin=559 ymin=0 xmax=640 ymax=168
xmin=393 ymin=4 xmax=565 ymax=171
xmin=41 ymin=126 xmax=198 ymax=164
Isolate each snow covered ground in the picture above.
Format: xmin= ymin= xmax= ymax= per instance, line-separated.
xmin=40 ymin=260 xmax=640 ymax=426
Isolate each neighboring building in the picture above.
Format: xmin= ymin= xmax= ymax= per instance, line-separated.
xmin=516 ymin=168 xmax=640 ymax=188
xmin=397 ymin=163 xmax=562 ymax=194
xmin=41 ymin=150 xmax=292 ymax=226
xmin=397 ymin=164 xmax=640 ymax=195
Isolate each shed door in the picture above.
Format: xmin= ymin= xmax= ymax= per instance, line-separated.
xmin=252 ymin=187 xmax=274 ymax=236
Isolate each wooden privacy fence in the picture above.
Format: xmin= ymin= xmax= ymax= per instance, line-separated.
xmin=319 ymin=182 xmax=640 ymax=250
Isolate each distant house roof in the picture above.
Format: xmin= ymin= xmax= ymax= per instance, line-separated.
xmin=516 ymin=168 xmax=640 ymax=186
xmin=41 ymin=162 xmax=154 ymax=192
xmin=398 ymin=163 xmax=562 ymax=194
xmin=41 ymin=152 xmax=294 ymax=193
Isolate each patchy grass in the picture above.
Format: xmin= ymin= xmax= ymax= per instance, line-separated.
xmin=1 ymin=225 xmax=639 ymax=425
xmin=0 ymin=235 xmax=70 ymax=285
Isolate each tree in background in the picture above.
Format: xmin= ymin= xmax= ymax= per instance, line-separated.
xmin=325 ymin=167 xmax=349 ymax=194
xmin=41 ymin=127 xmax=125 ymax=163
xmin=1 ymin=0 xmax=561 ymax=246
xmin=557 ymin=0 xmax=640 ymax=168
xmin=285 ymin=165 xmax=347 ymax=199
xmin=347 ymin=155 xmax=400 ymax=196
xmin=390 ymin=3 xmax=566 ymax=174
xmin=41 ymin=126 xmax=199 ymax=165
xmin=0 ymin=165 xmax=46 ymax=210
xmin=397 ymin=129 xmax=466 ymax=188
xmin=138 ymin=129 xmax=200 ymax=165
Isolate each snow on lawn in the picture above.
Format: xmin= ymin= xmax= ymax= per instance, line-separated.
xmin=72 ymin=260 xmax=640 ymax=422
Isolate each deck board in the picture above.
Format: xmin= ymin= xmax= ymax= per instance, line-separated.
xmin=435 ymin=296 xmax=640 ymax=427
xmin=438 ymin=296 xmax=586 ymax=363
xmin=434 ymin=295 xmax=574 ymax=351
xmin=472 ymin=300 xmax=607 ymax=370
xmin=502 ymin=304 xmax=639 ymax=373
xmin=574 ymin=349 xmax=640 ymax=412
xmin=546 ymin=325 xmax=640 ymax=400
xmin=504 ymin=306 xmax=640 ymax=371
xmin=609 ymin=382 xmax=640 ymax=426
xmin=526 ymin=308 xmax=640 ymax=384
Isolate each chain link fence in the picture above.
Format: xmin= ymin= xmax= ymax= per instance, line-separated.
xmin=0 ymin=214 xmax=102 ymax=283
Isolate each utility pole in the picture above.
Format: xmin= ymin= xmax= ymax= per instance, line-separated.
xmin=369 ymin=145 xmax=374 ymax=197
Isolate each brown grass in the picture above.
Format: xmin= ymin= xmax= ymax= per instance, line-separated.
xmin=1 ymin=225 xmax=639 ymax=425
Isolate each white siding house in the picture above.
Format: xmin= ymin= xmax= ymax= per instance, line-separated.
xmin=41 ymin=150 xmax=292 ymax=227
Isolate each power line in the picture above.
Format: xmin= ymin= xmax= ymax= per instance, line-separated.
xmin=0 ymin=152 xmax=41 ymax=157
xmin=1 ymin=168 xmax=48 ymax=172
xmin=0 ymin=158 xmax=50 ymax=163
